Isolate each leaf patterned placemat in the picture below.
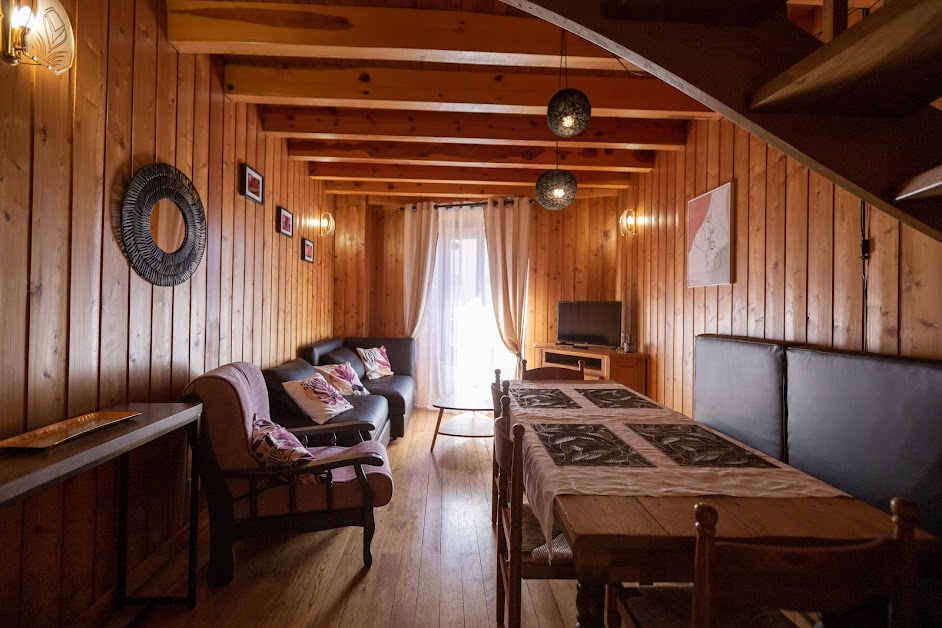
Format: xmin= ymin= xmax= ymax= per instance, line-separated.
xmin=533 ymin=423 xmax=654 ymax=467
xmin=576 ymin=388 xmax=659 ymax=409
xmin=625 ymin=423 xmax=777 ymax=468
xmin=510 ymin=387 xmax=581 ymax=409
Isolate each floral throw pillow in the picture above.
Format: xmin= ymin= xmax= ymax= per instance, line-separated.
xmin=356 ymin=346 xmax=394 ymax=380
xmin=313 ymin=363 xmax=369 ymax=396
xmin=249 ymin=414 xmax=318 ymax=486
xmin=282 ymin=373 xmax=354 ymax=424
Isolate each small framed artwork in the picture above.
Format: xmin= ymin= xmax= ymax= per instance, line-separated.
xmin=277 ymin=206 xmax=293 ymax=237
xmin=301 ymin=238 xmax=315 ymax=263
xmin=239 ymin=164 xmax=263 ymax=204
xmin=687 ymin=181 xmax=733 ymax=288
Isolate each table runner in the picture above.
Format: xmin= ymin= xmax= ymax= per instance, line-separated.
xmin=505 ymin=381 xmax=846 ymax=550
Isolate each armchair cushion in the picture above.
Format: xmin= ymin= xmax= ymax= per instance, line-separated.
xmin=249 ymin=415 xmax=318 ymax=486
xmin=282 ymin=374 xmax=354 ymax=425
xmin=232 ymin=440 xmax=394 ymax=519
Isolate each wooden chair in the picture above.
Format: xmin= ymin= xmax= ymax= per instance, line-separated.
xmin=490 ymin=370 xmax=509 ymax=525
xmin=184 ymin=362 xmax=395 ymax=585
xmin=692 ymin=498 xmax=919 ymax=628
xmin=495 ymin=410 xmax=576 ymax=628
xmin=610 ymin=498 xmax=920 ymax=628
xmin=520 ymin=358 xmax=586 ymax=381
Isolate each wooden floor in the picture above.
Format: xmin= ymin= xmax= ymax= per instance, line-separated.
xmin=104 ymin=409 xmax=580 ymax=627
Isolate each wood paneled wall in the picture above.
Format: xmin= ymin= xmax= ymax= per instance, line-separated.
xmin=632 ymin=120 xmax=942 ymax=415
xmin=0 ymin=0 xmax=333 ymax=624
xmin=522 ymin=196 xmax=626 ymax=365
xmin=332 ymin=198 xmax=626 ymax=365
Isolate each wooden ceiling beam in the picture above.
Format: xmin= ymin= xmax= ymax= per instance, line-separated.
xmin=751 ymin=0 xmax=942 ymax=115
xmin=225 ymin=65 xmax=717 ymax=120
xmin=288 ymin=140 xmax=656 ymax=173
xmin=167 ymin=1 xmax=637 ymax=71
xmin=325 ymin=181 xmax=616 ymax=198
xmin=308 ymin=163 xmax=632 ymax=188
xmin=260 ymin=107 xmax=687 ymax=151
xmin=497 ymin=0 xmax=942 ymax=241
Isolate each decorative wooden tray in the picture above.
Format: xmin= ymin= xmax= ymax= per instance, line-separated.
xmin=0 ymin=411 xmax=141 ymax=450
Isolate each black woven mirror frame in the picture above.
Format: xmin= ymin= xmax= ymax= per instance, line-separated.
xmin=121 ymin=162 xmax=206 ymax=287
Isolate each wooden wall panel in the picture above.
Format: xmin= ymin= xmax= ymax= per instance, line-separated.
xmin=0 ymin=1 xmax=335 ymax=624
xmin=632 ymin=123 xmax=942 ymax=411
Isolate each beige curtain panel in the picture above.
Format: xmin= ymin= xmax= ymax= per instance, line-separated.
xmin=403 ymin=201 xmax=440 ymax=337
xmin=484 ymin=196 xmax=531 ymax=377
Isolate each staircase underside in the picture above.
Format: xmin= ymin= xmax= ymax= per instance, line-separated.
xmin=498 ymin=0 xmax=942 ymax=242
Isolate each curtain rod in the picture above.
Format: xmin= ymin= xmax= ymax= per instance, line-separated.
xmin=398 ymin=198 xmax=521 ymax=212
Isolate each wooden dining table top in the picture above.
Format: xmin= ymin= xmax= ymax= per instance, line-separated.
xmin=504 ymin=379 xmax=940 ymax=583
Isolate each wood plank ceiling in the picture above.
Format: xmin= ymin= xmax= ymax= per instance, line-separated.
xmin=167 ymin=0 xmax=941 ymax=231
xmin=167 ymin=0 xmax=723 ymax=202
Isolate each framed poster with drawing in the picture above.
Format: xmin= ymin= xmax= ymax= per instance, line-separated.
xmin=301 ymin=238 xmax=314 ymax=262
xmin=687 ymin=181 xmax=732 ymax=288
xmin=239 ymin=164 xmax=263 ymax=204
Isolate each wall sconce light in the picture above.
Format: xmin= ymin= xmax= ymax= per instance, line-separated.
xmin=1 ymin=0 xmax=74 ymax=75
xmin=618 ymin=209 xmax=636 ymax=236
xmin=316 ymin=212 xmax=335 ymax=237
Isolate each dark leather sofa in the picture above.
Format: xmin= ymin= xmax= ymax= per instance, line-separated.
xmin=693 ymin=334 xmax=942 ymax=537
xmin=262 ymin=358 xmax=392 ymax=446
xmin=300 ymin=337 xmax=416 ymax=439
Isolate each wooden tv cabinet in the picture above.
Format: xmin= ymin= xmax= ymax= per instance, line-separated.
xmin=534 ymin=344 xmax=648 ymax=395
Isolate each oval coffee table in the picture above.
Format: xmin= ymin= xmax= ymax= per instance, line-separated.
xmin=430 ymin=393 xmax=494 ymax=452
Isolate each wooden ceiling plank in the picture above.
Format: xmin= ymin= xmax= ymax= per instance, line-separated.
xmin=288 ymin=139 xmax=656 ymax=173
xmin=325 ymin=181 xmax=616 ymax=198
xmin=225 ymin=65 xmax=717 ymax=120
xmin=260 ymin=107 xmax=687 ymax=151
xmin=497 ymin=0 xmax=942 ymax=241
xmin=308 ymin=163 xmax=632 ymax=188
xmin=751 ymin=0 xmax=942 ymax=115
xmin=167 ymin=1 xmax=638 ymax=71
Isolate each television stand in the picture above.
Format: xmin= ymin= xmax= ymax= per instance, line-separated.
xmin=535 ymin=343 xmax=648 ymax=394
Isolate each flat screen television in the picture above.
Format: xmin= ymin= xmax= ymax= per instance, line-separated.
xmin=556 ymin=301 xmax=622 ymax=348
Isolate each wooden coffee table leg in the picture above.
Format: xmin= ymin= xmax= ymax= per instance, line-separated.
xmin=575 ymin=579 xmax=605 ymax=628
xmin=430 ymin=407 xmax=445 ymax=452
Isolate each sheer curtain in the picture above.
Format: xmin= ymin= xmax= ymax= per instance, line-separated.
xmin=414 ymin=206 xmax=517 ymax=408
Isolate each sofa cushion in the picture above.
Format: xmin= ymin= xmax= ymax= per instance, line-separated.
xmin=282 ymin=374 xmax=355 ymax=425
xmin=786 ymin=347 xmax=942 ymax=536
xmin=300 ymin=337 xmax=344 ymax=367
xmin=344 ymin=337 xmax=415 ymax=378
xmin=356 ymin=346 xmax=395 ymax=380
xmin=342 ymin=394 xmax=389 ymax=434
xmin=363 ymin=375 xmax=415 ymax=422
xmin=325 ymin=347 xmax=367 ymax=380
xmin=693 ymin=335 xmax=786 ymax=460
xmin=262 ymin=358 xmax=318 ymax=426
xmin=313 ymin=363 xmax=369 ymax=396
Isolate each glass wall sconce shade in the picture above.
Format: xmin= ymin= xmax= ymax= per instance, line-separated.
xmin=536 ymin=169 xmax=578 ymax=210
xmin=619 ymin=209 xmax=637 ymax=236
xmin=1 ymin=0 xmax=74 ymax=75
xmin=317 ymin=212 xmax=335 ymax=237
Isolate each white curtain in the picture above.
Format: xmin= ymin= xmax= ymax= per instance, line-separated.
xmin=483 ymin=196 xmax=530 ymax=378
xmin=402 ymin=201 xmax=439 ymax=337
xmin=414 ymin=205 xmax=517 ymax=408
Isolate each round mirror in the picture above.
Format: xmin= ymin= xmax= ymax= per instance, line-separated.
xmin=120 ymin=162 xmax=206 ymax=287
xmin=150 ymin=199 xmax=187 ymax=253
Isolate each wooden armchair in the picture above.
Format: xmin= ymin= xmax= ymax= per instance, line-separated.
xmin=184 ymin=362 xmax=394 ymax=585
xmin=520 ymin=358 xmax=586 ymax=381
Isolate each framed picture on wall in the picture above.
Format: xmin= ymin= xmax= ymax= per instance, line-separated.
xmin=301 ymin=238 xmax=314 ymax=263
xmin=277 ymin=206 xmax=293 ymax=237
xmin=239 ymin=164 xmax=263 ymax=204
xmin=687 ymin=181 xmax=733 ymax=288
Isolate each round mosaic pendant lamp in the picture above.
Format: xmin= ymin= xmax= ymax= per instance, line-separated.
xmin=546 ymin=29 xmax=591 ymax=138
xmin=536 ymin=168 xmax=577 ymax=210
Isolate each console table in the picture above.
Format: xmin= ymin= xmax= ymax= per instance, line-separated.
xmin=534 ymin=343 xmax=648 ymax=394
xmin=0 ymin=402 xmax=202 ymax=608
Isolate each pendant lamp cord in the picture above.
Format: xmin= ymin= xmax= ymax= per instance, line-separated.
xmin=558 ymin=28 xmax=569 ymax=90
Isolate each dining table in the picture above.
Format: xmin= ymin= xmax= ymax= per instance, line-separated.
xmin=504 ymin=379 xmax=939 ymax=628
